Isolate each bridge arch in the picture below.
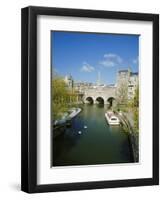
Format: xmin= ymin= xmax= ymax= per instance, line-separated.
xmin=107 ymin=97 xmax=116 ymax=107
xmin=95 ymin=97 xmax=104 ymax=104
xmin=85 ymin=96 xmax=94 ymax=104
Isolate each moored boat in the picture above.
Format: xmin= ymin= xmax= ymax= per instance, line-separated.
xmin=68 ymin=108 xmax=81 ymax=119
xmin=53 ymin=107 xmax=82 ymax=127
xmin=105 ymin=111 xmax=120 ymax=125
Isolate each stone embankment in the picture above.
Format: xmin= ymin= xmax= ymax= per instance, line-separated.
xmin=116 ymin=111 xmax=139 ymax=162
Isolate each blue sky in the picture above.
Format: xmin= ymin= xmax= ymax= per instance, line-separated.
xmin=51 ymin=31 xmax=139 ymax=84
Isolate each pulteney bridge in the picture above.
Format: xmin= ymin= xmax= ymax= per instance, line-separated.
xmin=83 ymin=86 xmax=117 ymax=105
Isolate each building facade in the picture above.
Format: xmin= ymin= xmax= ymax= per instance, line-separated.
xmin=64 ymin=75 xmax=74 ymax=91
xmin=64 ymin=68 xmax=138 ymax=104
xmin=116 ymin=69 xmax=138 ymax=100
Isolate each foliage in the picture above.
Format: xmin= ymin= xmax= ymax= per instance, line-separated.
xmin=133 ymin=108 xmax=139 ymax=132
xmin=116 ymin=82 xmax=139 ymax=133
xmin=116 ymin=82 xmax=128 ymax=106
xmin=52 ymin=75 xmax=78 ymax=120
xmin=133 ymin=86 xmax=139 ymax=107
xmin=133 ymin=86 xmax=139 ymax=132
xmin=131 ymin=86 xmax=139 ymax=132
xmin=52 ymin=77 xmax=68 ymax=120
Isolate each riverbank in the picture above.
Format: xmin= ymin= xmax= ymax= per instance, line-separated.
xmin=116 ymin=111 xmax=139 ymax=162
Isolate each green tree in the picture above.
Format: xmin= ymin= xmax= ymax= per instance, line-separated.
xmin=132 ymin=86 xmax=139 ymax=132
xmin=52 ymin=76 xmax=69 ymax=120
xmin=133 ymin=86 xmax=139 ymax=107
xmin=116 ymin=82 xmax=128 ymax=111
xmin=52 ymin=75 xmax=78 ymax=120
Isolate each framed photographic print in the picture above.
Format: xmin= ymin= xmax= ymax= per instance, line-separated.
xmin=21 ymin=6 xmax=159 ymax=193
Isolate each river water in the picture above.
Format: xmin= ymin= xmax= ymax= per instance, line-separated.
xmin=52 ymin=104 xmax=134 ymax=167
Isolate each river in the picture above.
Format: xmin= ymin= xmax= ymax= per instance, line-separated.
xmin=52 ymin=104 xmax=134 ymax=167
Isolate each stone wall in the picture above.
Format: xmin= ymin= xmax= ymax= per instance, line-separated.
xmin=116 ymin=112 xmax=139 ymax=162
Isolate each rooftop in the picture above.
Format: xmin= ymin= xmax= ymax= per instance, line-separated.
xmin=131 ymin=72 xmax=138 ymax=76
xmin=118 ymin=70 xmax=129 ymax=73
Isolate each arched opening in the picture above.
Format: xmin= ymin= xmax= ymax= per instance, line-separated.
xmin=85 ymin=97 xmax=94 ymax=104
xmin=96 ymin=97 xmax=104 ymax=104
xmin=107 ymin=97 xmax=116 ymax=108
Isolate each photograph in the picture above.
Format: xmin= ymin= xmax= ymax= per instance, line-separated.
xmin=21 ymin=6 xmax=159 ymax=193
xmin=51 ymin=31 xmax=139 ymax=167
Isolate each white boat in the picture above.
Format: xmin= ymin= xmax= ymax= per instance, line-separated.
xmin=54 ymin=118 xmax=67 ymax=126
xmin=105 ymin=111 xmax=120 ymax=125
xmin=54 ymin=108 xmax=81 ymax=126
xmin=68 ymin=108 xmax=81 ymax=119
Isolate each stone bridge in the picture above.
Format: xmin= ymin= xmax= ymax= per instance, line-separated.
xmin=83 ymin=86 xmax=117 ymax=105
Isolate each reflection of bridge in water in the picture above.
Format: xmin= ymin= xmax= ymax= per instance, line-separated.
xmin=83 ymin=86 xmax=117 ymax=106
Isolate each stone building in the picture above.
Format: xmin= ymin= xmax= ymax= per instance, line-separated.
xmin=73 ymin=81 xmax=93 ymax=93
xmin=116 ymin=69 xmax=138 ymax=100
xmin=63 ymin=69 xmax=138 ymax=105
xmin=128 ymin=72 xmax=139 ymax=100
xmin=64 ymin=75 xmax=74 ymax=91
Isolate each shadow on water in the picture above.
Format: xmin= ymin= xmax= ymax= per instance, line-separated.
xmin=53 ymin=104 xmax=134 ymax=166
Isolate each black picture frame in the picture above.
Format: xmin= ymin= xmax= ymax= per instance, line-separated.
xmin=21 ymin=6 xmax=159 ymax=193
